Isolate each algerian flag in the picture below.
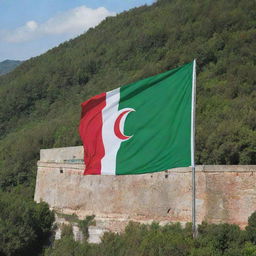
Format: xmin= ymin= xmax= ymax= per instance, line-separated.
xmin=79 ymin=61 xmax=195 ymax=175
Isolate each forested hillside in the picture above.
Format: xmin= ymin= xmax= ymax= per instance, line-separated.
xmin=0 ymin=0 xmax=256 ymax=196
xmin=0 ymin=60 xmax=22 ymax=75
xmin=0 ymin=0 xmax=256 ymax=254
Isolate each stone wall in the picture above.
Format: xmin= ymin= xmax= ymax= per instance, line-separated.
xmin=34 ymin=146 xmax=256 ymax=236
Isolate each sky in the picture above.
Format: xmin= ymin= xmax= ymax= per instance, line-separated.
xmin=0 ymin=0 xmax=155 ymax=62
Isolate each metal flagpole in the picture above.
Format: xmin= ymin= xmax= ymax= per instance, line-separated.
xmin=191 ymin=59 xmax=197 ymax=238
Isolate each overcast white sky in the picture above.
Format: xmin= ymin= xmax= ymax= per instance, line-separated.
xmin=0 ymin=0 xmax=155 ymax=61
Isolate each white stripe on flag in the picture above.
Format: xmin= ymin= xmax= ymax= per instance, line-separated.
xmin=101 ymin=88 xmax=122 ymax=175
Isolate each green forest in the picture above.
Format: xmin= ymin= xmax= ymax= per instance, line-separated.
xmin=0 ymin=0 xmax=255 ymax=255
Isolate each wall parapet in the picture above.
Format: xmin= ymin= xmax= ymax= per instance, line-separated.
xmin=35 ymin=146 xmax=256 ymax=234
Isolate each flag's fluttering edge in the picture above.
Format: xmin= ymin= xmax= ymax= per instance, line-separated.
xmin=79 ymin=62 xmax=194 ymax=175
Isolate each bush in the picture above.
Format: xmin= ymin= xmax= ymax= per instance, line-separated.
xmin=246 ymin=212 xmax=256 ymax=244
xmin=196 ymin=222 xmax=245 ymax=255
xmin=44 ymin=211 xmax=256 ymax=256
xmin=0 ymin=192 xmax=54 ymax=256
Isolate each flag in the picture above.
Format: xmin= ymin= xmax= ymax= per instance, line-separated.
xmin=79 ymin=61 xmax=194 ymax=175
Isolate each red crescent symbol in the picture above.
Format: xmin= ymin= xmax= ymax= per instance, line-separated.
xmin=114 ymin=109 xmax=134 ymax=140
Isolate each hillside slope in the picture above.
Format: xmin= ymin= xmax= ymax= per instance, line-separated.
xmin=0 ymin=0 xmax=255 ymax=192
xmin=0 ymin=60 xmax=22 ymax=75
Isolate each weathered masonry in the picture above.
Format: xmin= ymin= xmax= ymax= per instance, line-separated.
xmin=34 ymin=146 xmax=256 ymax=236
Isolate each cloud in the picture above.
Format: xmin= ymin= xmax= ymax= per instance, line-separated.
xmin=26 ymin=21 xmax=38 ymax=31
xmin=1 ymin=6 xmax=115 ymax=43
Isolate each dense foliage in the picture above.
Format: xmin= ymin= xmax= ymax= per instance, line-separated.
xmin=45 ymin=213 xmax=256 ymax=256
xmin=0 ymin=192 xmax=54 ymax=256
xmin=0 ymin=0 xmax=255 ymax=192
xmin=0 ymin=0 xmax=255 ymax=254
xmin=0 ymin=60 xmax=22 ymax=75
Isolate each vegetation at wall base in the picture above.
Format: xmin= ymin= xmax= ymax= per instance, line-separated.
xmin=0 ymin=0 xmax=255 ymax=254
xmin=0 ymin=191 xmax=54 ymax=256
xmin=45 ymin=212 xmax=256 ymax=256
xmin=56 ymin=213 xmax=96 ymax=240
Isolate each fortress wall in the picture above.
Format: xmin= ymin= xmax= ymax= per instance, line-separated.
xmin=34 ymin=146 xmax=256 ymax=232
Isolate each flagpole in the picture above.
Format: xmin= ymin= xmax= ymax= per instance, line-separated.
xmin=191 ymin=59 xmax=197 ymax=238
